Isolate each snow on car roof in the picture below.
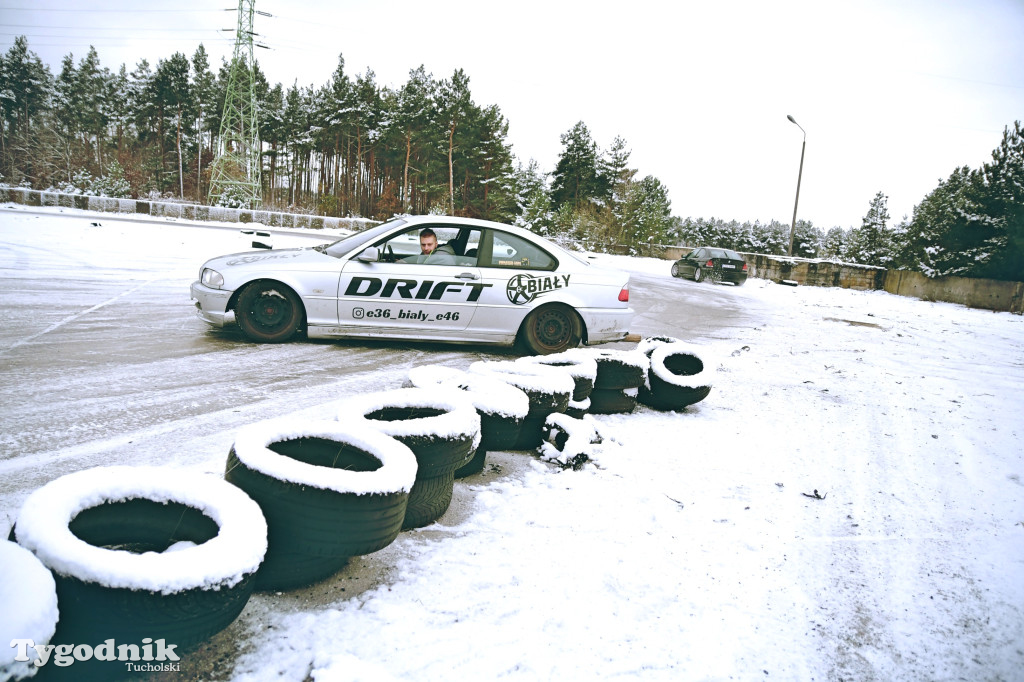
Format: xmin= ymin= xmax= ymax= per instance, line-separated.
xmin=13 ymin=466 xmax=268 ymax=594
xmin=231 ymin=419 xmax=419 ymax=494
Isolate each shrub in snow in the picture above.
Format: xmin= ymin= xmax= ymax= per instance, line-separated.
xmin=339 ymin=388 xmax=481 ymax=529
xmin=227 ymin=420 xmax=419 ymax=590
xmin=11 ymin=466 xmax=267 ymax=647
xmin=1 ymin=540 xmax=58 ymax=681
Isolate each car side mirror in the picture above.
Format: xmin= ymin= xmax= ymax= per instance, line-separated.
xmin=356 ymin=246 xmax=380 ymax=262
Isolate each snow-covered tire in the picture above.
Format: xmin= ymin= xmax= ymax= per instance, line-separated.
xmin=455 ymin=444 xmax=489 ymax=478
xmin=565 ymin=396 xmax=591 ymax=419
xmin=341 ymin=388 xmax=481 ymax=478
xmin=225 ymin=420 xmax=418 ymax=590
xmin=636 ymin=335 xmax=683 ymax=358
xmin=517 ymin=349 xmax=598 ymax=401
xmin=405 ymin=366 xmax=528 ymax=455
xmin=340 ymin=388 xmax=479 ymax=528
xmin=402 ymin=471 xmax=456 ymax=529
xmin=11 ymin=466 xmax=267 ymax=648
xmin=588 ymin=387 xmax=638 ymax=414
xmin=638 ymin=344 xmax=713 ymax=410
xmin=1 ymin=540 xmax=58 ymax=682
xmin=588 ymin=349 xmax=648 ymax=390
xmin=469 ymin=361 xmax=574 ymax=449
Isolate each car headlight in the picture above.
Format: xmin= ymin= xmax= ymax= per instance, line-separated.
xmin=201 ymin=268 xmax=224 ymax=289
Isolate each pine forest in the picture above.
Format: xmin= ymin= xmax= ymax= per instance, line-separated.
xmin=1 ymin=36 xmax=1021 ymax=281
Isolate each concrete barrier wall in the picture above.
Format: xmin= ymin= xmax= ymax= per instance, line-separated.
xmin=659 ymin=244 xmax=1022 ymax=314
xmin=3 ymin=187 xmax=1020 ymax=313
xmin=0 ymin=187 xmax=375 ymax=232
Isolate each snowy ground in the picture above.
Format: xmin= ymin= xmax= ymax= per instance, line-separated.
xmin=2 ymin=207 xmax=1023 ymax=681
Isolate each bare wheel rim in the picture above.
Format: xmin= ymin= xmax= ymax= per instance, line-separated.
xmin=250 ymin=292 xmax=291 ymax=332
xmin=534 ymin=308 xmax=572 ymax=350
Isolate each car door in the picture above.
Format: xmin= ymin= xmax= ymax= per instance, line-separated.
xmin=464 ymin=228 xmax=563 ymax=338
xmin=336 ymin=225 xmax=483 ymax=332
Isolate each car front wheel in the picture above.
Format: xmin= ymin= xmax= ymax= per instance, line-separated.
xmin=518 ymin=304 xmax=583 ymax=356
xmin=236 ymin=281 xmax=304 ymax=343
xmin=670 ymin=262 xmax=680 ymax=278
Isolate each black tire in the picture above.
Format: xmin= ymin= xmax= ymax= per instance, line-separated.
xmin=404 ymin=367 xmax=528 ymax=453
xmin=477 ymin=411 xmax=524 ymax=452
xmin=588 ymin=387 xmax=638 ymax=414
xmin=1 ymin=540 xmax=57 ymax=682
xmin=455 ymin=444 xmax=488 ymax=478
xmin=670 ymin=262 xmax=680 ymax=277
xmin=639 ymin=345 xmax=713 ymax=410
xmin=225 ymin=421 xmax=417 ymax=591
xmin=469 ymin=362 xmax=573 ymax=417
xmin=235 ymin=280 xmax=304 ymax=343
xmin=693 ymin=267 xmax=704 ymax=283
xmin=589 ymin=349 xmax=648 ymax=390
xmin=518 ymin=303 xmax=583 ymax=355
xmin=346 ymin=388 xmax=480 ymax=478
xmin=517 ymin=350 xmax=598 ymax=402
xmin=11 ymin=466 xmax=266 ymax=649
xmin=402 ymin=471 xmax=455 ymax=529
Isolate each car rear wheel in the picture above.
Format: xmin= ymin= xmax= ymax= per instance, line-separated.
xmin=518 ymin=303 xmax=582 ymax=355
xmin=693 ymin=267 xmax=704 ymax=283
xmin=236 ymin=281 xmax=304 ymax=343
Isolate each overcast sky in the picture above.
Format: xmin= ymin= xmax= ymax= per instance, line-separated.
xmin=3 ymin=0 xmax=1023 ymax=229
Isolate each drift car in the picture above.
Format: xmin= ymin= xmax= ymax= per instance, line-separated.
xmin=190 ymin=215 xmax=634 ymax=355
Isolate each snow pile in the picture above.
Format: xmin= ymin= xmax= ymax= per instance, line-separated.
xmin=231 ymin=420 xmax=419 ymax=494
xmin=13 ymin=466 xmax=267 ymax=594
xmin=539 ymin=413 xmax=612 ymax=470
xmin=0 ymin=540 xmax=58 ymax=681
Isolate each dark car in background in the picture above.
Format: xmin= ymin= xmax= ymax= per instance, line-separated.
xmin=670 ymin=247 xmax=748 ymax=285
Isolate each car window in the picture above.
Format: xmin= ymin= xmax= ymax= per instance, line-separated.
xmin=484 ymin=231 xmax=556 ymax=270
xmin=723 ymin=249 xmax=743 ymax=260
xmin=324 ymin=218 xmax=407 ymax=258
xmin=374 ymin=226 xmax=480 ymax=266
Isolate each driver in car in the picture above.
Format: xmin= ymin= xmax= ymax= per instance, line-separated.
xmin=403 ymin=228 xmax=455 ymax=264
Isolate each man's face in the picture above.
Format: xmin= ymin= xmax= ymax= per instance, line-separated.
xmin=420 ymin=234 xmax=437 ymax=254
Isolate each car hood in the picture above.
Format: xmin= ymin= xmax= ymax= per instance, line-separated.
xmin=202 ymin=246 xmax=334 ymax=272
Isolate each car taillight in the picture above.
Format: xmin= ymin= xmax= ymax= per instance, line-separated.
xmin=742 ymin=263 xmax=748 ymax=271
xmin=618 ymin=285 xmax=629 ymax=302
xmin=705 ymin=260 xmax=714 ymax=267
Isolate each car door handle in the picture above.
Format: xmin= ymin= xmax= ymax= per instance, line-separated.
xmin=456 ymin=272 xmax=480 ymax=280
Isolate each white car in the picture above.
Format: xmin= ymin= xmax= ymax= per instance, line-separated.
xmin=191 ymin=215 xmax=634 ymax=355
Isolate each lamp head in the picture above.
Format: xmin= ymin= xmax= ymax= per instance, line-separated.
xmin=787 ymin=114 xmax=797 ymax=124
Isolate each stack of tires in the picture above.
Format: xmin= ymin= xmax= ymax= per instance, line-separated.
xmin=516 ymin=349 xmax=598 ymax=418
xmin=587 ymin=349 xmax=649 ymax=414
xmin=1 ymin=539 xmax=57 ymax=682
xmin=339 ymin=388 xmax=481 ymax=530
xmin=468 ymin=361 xmax=574 ymax=449
xmin=404 ymin=366 xmax=530 ymax=477
xmin=225 ymin=421 xmax=418 ymax=589
xmin=8 ymin=466 xmax=269 ymax=678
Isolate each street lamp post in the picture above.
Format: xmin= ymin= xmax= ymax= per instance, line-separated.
xmin=787 ymin=114 xmax=806 ymax=257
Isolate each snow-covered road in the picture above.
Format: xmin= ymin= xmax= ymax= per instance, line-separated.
xmin=2 ymin=206 xmax=1022 ymax=681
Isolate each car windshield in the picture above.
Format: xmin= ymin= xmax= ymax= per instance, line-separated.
xmin=321 ymin=218 xmax=407 ymax=258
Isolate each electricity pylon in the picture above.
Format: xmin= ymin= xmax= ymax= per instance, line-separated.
xmin=208 ymin=0 xmax=262 ymax=208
